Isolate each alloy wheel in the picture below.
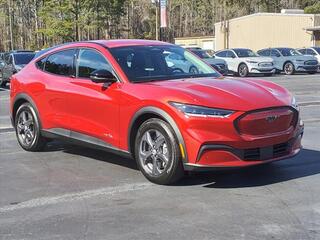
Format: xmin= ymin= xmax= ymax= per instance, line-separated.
xmin=139 ymin=129 xmax=169 ymax=176
xmin=16 ymin=110 xmax=35 ymax=147
xmin=284 ymin=62 xmax=294 ymax=75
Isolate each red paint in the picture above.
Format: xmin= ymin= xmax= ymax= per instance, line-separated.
xmin=10 ymin=40 xmax=304 ymax=168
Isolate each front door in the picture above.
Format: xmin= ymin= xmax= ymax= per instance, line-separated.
xmin=66 ymin=48 xmax=120 ymax=148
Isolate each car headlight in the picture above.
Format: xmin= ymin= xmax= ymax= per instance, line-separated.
xmin=247 ymin=60 xmax=258 ymax=64
xmin=169 ymin=102 xmax=234 ymax=118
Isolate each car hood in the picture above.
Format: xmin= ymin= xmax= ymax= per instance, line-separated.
xmin=145 ymin=77 xmax=292 ymax=111
xmin=242 ymin=57 xmax=273 ymax=62
xmin=285 ymin=55 xmax=317 ymax=61
xmin=203 ymin=58 xmax=226 ymax=65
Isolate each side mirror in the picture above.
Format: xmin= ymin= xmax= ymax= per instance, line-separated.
xmin=90 ymin=69 xmax=117 ymax=84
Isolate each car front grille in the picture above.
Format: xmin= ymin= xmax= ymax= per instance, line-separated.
xmin=304 ymin=60 xmax=318 ymax=66
xmin=243 ymin=141 xmax=290 ymax=161
xmin=258 ymin=62 xmax=273 ymax=67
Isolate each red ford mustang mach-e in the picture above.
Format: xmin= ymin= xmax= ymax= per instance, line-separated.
xmin=10 ymin=40 xmax=304 ymax=184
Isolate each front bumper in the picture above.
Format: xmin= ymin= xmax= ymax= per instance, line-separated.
xmin=249 ymin=67 xmax=276 ymax=74
xmin=179 ymin=106 xmax=304 ymax=171
xmin=294 ymin=63 xmax=318 ymax=72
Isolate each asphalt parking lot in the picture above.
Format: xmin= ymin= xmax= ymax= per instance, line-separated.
xmin=0 ymin=74 xmax=320 ymax=240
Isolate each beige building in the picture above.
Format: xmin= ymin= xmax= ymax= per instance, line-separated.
xmin=174 ymin=36 xmax=215 ymax=50
xmin=214 ymin=12 xmax=320 ymax=51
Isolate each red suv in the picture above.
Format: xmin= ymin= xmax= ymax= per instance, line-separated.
xmin=10 ymin=40 xmax=304 ymax=184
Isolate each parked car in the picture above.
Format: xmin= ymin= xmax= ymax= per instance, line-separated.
xmin=165 ymin=52 xmax=199 ymax=74
xmin=296 ymin=47 xmax=320 ymax=71
xmin=0 ymin=52 xmax=35 ymax=87
xmin=214 ymin=48 xmax=275 ymax=77
xmin=257 ymin=48 xmax=318 ymax=75
xmin=187 ymin=47 xmax=228 ymax=75
xmin=10 ymin=40 xmax=303 ymax=184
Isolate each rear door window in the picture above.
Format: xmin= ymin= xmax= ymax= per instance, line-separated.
xmin=45 ymin=49 xmax=76 ymax=76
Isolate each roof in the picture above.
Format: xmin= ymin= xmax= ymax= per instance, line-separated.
xmin=304 ymin=26 xmax=320 ymax=31
xmin=91 ymin=39 xmax=172 ymax=48
xmin=215 ymin=12 xmax=320 ymax=25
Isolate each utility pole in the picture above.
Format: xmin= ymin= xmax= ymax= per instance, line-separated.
xmin=156 ymin=1 xmax=159 ymax=40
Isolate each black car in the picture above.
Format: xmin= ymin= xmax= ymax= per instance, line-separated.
xmin=0 ymin=52 xmax=35 ymax=87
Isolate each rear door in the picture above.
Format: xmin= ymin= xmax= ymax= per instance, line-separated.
xmin=66 ymin=48 xmax=120 ymax=148
xmin=35 ymin=49 xmax=76 ymax=130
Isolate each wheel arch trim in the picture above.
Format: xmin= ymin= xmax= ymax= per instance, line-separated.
xmin=128 ymin=106 xmax=188 ymax=163
xmin=12 ymin=93 xmax=42 ymax=129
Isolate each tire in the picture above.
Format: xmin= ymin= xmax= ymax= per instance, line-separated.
xmin=0 ymin=73 xmax=6 ymax=87
xmin=283 ymin=62 xmax=294 ymax=75
xmin=134 ymin=118 xmax=184 ymax=185
xmin=238 ymin=63 xmax=249 ymax=77
xmin=189 ymin=66 xmax=199 ymax=74
xmin=15 ymin=102 xmax=47 ymax=151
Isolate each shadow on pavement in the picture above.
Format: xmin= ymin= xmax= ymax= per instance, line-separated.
xmin=175 ymin=148 xmax=320 ymax=188
xmin=43 ymin=140 xmax=320 ymax=188
xmin=44 ymin=140 xmax=139 ymax=170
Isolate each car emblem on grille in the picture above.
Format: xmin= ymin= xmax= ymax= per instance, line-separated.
xmin=266 ymin=115 xmax=279 ymax=123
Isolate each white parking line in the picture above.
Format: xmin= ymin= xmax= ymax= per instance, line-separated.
xmin=0 ymin=182 xmax=153 ymax=213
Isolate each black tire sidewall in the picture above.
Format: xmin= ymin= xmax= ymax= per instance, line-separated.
xmin=134 ymin=118 xmax=183 ymax=185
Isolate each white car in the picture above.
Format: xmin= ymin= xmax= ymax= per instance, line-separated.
xmin=296 ymin=47 xmax=320 ymax=71
xmin=165 ymin=52 xmax=198 ymax=74
xmin=257 ymin=48 xmax=319 ymax=75
xmin=214 ymin=48 xmax=275 ymax=77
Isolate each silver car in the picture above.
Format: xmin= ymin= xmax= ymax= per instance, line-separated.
xmin=297 ymin=47 xmax=320 ymax=71
xmin=214 ymin=48 xmax=275 ymax=77
xmin=257 ymin=48 xmax=319 ymax=75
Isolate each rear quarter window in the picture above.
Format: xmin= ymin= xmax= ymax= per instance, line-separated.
xmin=44 ymin=49 xmax=76 ymax=76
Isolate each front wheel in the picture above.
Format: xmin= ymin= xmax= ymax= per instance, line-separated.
xmin=15 ymin=103 xmax=47 ymax=151
xmin=284 ymin=62 xmax=295 ymax=75
xmin=238 ymin=63 xmax=249 ymax=77
xmin=134 ymin=118 xmax=184 ymax=185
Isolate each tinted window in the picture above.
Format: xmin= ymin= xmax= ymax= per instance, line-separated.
xmin=271 ymin=49 xmax=280 ymax=57
xmin=297 ymin=49 xmax=306 ymax=55
xmin=313 ymin=47 xmax=320 ymax=54
xmin=233 ymin=49 xmax=258 ymax=57
xmin=277 ymin=48 xmax=300 ymax=56
xmin=215 ymin=51 xmax=227 ymax=57
xmin=226 ymin=51 xmax=236 ymax=58
xmin=77 ymin=49 xmax=111 ymax=78
xmin=259 ymin=49 xmax=270 ymax=56
xmin=306 ymin=49 xmax=316 ymax=55
xmin=45 ymin=49 xmax=75 ymax=76
xmin=14 ymin=53 xmax=35 ymax=65
xmin=109 ymin=45 xmax=219 ymax=82
xmin=36 ymin=57 xmax=46 ymax=70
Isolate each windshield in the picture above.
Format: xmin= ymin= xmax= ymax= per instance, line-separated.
xmin=313 ymin=47 xmax=320 ymax=54
xmin=14 ymin=53 xmax=35 ymax=65
xmin=109 ymin=45 xmax=219 ymax=82
xmin=191 ymin=50 xmax=212 ymax=59
xmin=233 ymin=49 xmax=258 ymax=58
xmin=277 ymin=48 xmax=301 ymax=56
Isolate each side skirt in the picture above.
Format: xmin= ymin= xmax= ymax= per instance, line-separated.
xmin=41 ymin=128 xmax=132 ymax=159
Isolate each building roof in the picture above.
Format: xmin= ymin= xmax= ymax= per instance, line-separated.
xmin=215 ymin=12 xmax=320 ymax=25
xmin=304 ymin=26 xmax=320 ymax=31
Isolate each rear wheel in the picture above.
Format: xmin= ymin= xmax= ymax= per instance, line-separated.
xmin=238 ymin=63 xmax=249 ymax=77
xmin=135 ymin=118 xmax=184 ymax=185
xmin=189 ymin=66 xmax=199 ymax=74
xmin=15 ymin=103 xmax=47 ymax=151
xmin=284 ymin=62 xmax=294 ymax=75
